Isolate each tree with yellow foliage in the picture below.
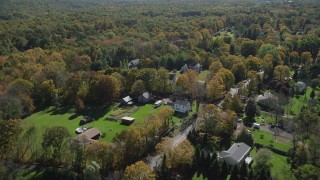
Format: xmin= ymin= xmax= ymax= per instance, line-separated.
xmin=124 ymin=161 xmax=155 ymax=180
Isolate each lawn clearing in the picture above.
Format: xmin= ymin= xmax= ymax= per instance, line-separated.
xmin=24 ymin=106 xmax=129 ymax=142
xmin=283 ymin=86 xmax=318 ymax=115
xmin=196 ymin=70 xmax=209 ymax=81
xmin=24 ymin=103 xmax=178 ymax=143
xmin=192 ymin=174 xmax=206 ymax=180
xmin=252 ymin=129 xmax=292 ymax=152
xmin=255 ymin=112 xmax=277 ymax=124
xmin=250 ymin=147 xmax=294 ymax=179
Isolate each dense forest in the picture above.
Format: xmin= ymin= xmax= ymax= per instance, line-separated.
xmin=0 ymin=0 xmax=320 ymax=179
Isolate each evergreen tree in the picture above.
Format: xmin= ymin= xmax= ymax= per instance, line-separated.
xmin=221 ymin=161 xmax=230 ymax=179
xmin=208 ymin=160 xmax=220 ymax=179
xmin=310 ymin=89 xmax=315 ymax=99
xmin=157 ymin=154 xmax=170 ymax=180
xmin=239 ymin=162 xmax=248 ymax=180
xmin=230 ymin=165 xmax=239 ymax=180
xmin=245 ymin=98 xmax=257 ymax=124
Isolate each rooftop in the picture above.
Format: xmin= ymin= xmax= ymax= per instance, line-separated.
xmin=175 ymin=99 xmax=190 ymax=106
xmin=218 ymin=142 xmax=251 ymax=163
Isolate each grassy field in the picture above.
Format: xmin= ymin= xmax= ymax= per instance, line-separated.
xmin=255 ymin=112 xmax=277 ymax=124
xmin=24 ymin=103 xmax=174 ymax=142
xmin=196 ymin=70 xmax=209 ymax=81
xmin=250 ymin=147 xmax=294 ymax=179
xmin=252 ymin=129 xmax=292 ymax=152
xmin=192 ymin=174 xmax=206 ymax=180
xmin=283 ymin=86 xmax=317 ymax=115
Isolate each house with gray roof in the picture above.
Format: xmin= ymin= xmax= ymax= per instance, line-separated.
xmin=255 ymin=91 xmax=278 ymax=110
xmin=138 ymin=92 xmax=152 ymax=104
xmin=294 ymin=81 xmax=306 ymax=93
xmin=174 ymin=99 xmax=191 ymax=113
xmin=179 ymin=63 xmax=202 ymax=73
xmin=218 ymin=142 xmax=251 ymax=165
xmin=128 ymin=59 xmax=140 ymax=69
xmin=190 ymin=63 xmax=202 ymax=73
xmin=180 ymin=64 xmax=189 ymax=73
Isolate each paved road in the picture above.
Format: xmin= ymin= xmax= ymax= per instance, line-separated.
xmin=146 ymin=124 xmax=194 ymax=170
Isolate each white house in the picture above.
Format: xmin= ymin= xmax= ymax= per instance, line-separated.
xmin=294 ymin=81 xmax=306 ymax=93
xmin=218 ymin=142 xmax=251 ymax=166
xmin=174 ymin=99 xmax=191 ymax=113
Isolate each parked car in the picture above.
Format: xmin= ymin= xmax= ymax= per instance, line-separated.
xmin=252 ymin=123 xmax=260 ymax=129
xmin=75 ymin=126 xmax=91 ymax=134
xmin=154 ymin=100 xmax=162 ymax=108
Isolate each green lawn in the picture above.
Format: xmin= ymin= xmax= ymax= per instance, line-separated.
xmin=255 ymin=112 xmax=277 ymax=124
xmin=24 ymin=106 xmax=128 ymax=142
xmin=283 ymin=86 xmax=318 ymax=115
xmin=25 ymin=104 xmax=177 ymax=142
xmin=250 ymin=147 xmax=294 ymax=179
xmin=196 ymin=70 xmax=209 ymax=81
xmin=192 ymin=174 xmax=206 ymax=180
xmin=252 ymin=129 xmax=292 ymax=152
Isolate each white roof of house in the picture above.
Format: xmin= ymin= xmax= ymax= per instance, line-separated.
xmin=122 ymin=96 xmax=132 ymax=102
xmin=121 ymin=116 xmax=135 ymax=121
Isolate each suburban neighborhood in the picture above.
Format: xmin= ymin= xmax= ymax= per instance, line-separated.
xmin=0 ymin=0 xmax=319 ymax=179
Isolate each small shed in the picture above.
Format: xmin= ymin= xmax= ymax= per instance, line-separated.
xmin=121 ymin=116 xmax=135 ymax=125
xmin=121 ymin=96 xmax=133 ymax=106
xmin=138 ymin=92 xmax=152 ymax=104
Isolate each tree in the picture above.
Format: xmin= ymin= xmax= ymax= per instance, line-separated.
xmin=230 ymin=165 xmax=239 ymax=180
xmin=239 ymin=162 xmax=248 ymax=180
xmin=124 ymin=161 xmax=155 ymax=180
xmin=258 ymin=44 xmax=278 ymax=60
xmin=131 ymin=80 xmax=145 ymax=97
xmin=41 ymin=126 xmax=70 ymax=166
xmin=86 ymin=142 xmax=114 ymax=175
xmin=0 ymin=119 xmax=22 ymax=161
xmin=274 ymin=65 xmax=290 ymax=82
xmin=208 ymin=61 xmax=223 ymax=79
xmin=241 ymin=39 xmax=257 ymax=57
xmin=88 ymin=74 xmax=120 ymax=106
xmin=245 ymin=98 xmax=257 ymax=122
xmin=253 ymin=148 xmax=272 ymax=180
xmin=176 ymin=74 xmax=190 ymax=92
xmin=0 ymin=95 xmax=23 ymax=120
xmin=231 ymin=94 xmax=244 ymax=114
xmin=293 ymin=164 xmax=320 ymax=180
xmin=310 ymin=89 xmax=315 ymax=99
xmin=216 ymin=68 xmax=235 ymax=90
xmin=236 ymin=129 xmax=254 ymax=147
xmin=245 ymin=55 xmax=261 ymax=72
xmin=37 ymin=79 xmax=58 ymax=106
xmin=156 ymin=154 xmax=170 ymax=179
xmin=206 ymin=76 xmax=225 ymax=100
xmin=84 ymin=161 xmax=101 ymax=180
xmin=232 ymin=62 xmax=246 ymax=83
